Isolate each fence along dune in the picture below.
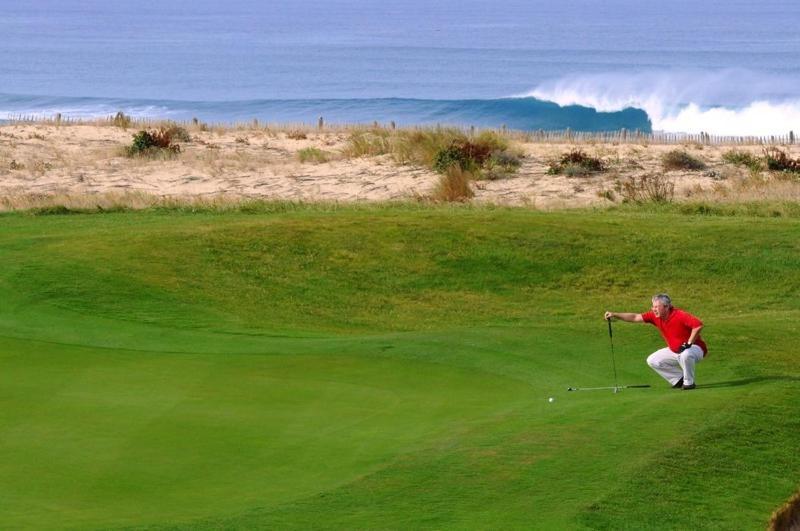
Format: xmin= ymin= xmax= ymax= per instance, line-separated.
xmin=2 ymin=114 xmax=797 ymax=145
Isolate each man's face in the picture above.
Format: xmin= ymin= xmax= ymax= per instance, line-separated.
xmin=652 ymin=300 xmax=670 ymax=319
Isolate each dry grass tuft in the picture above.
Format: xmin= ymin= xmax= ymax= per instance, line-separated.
xmin=617 ymin=173 xmax=675 ymax=203
xmin=344 ymin=128 xmax=392 ymax=157
xmin=297 ymin=147 xmax=331 ymax=164
xmin=112 ymin=111 xmax=133 ymax=129
xmin=430 ymin=166 xmax=475 ymax=202
xmin=686 ymin=172 xmax=800 ymax=204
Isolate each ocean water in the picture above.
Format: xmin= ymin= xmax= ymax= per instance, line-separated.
xmin=2 ymin=0 xmax=799 ymax=134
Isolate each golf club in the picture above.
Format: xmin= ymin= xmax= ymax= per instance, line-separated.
xmin=567 ymin=384 xmax=651 ymax=392
xmin=608 ymin=317 xmax=619 ymax=391
xmin=566 ymin=318 xmax=651 ymax=392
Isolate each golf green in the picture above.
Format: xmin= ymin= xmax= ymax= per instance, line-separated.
xmin=0 ymin=205 xmax=798 ymax=529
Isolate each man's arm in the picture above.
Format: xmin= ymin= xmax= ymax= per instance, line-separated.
xmin=681 ymin=313 xmax=704 ymax=346
xmin=687 ymin=325 xmax=703 ymax=344
xmin=604 ymin=311 xmax=644 ymax=323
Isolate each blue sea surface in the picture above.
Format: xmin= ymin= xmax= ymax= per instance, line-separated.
xmin=2 ymin=0 xmax=800 ymax=133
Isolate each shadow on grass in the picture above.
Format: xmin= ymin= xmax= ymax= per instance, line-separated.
xmin=701 ymin=375 xmax=800 ymax=389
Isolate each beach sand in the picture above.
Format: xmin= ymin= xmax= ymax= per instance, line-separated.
xmin=1 ymin=122 xmax=798 ymax=210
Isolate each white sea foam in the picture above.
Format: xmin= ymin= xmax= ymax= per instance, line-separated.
xmin=523 ymin=70 xmax=800 ymax=136
xmin=0 ymin=100 xmax=174 ymax=121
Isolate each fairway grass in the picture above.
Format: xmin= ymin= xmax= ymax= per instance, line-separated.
xmin=0 ymin=205 xmax=798 ymax=529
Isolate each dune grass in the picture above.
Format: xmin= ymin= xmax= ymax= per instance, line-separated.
xmin=661 ymin=149 xmax=707 ymax=171
xmin=344 ymin=127 xmax=519 ymax=179
xmin=296 ymin=146 xmax=331 ymax=163
xmin=0 ymin=204 xmax=798 ymax=529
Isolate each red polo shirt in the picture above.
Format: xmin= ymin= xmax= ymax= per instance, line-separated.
xmin=641 ymin=308 xmax=708 ymax=355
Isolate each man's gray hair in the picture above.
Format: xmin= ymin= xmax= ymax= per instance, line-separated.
xmin=652 ymin=293 xmax=672 ymax=307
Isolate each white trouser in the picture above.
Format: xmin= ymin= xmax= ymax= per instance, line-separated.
xmin=646 ymin=345 xmax=704 ymax=386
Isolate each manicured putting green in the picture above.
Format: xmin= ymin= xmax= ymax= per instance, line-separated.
xmin=1 ymin=336 xmax=533 ymax=529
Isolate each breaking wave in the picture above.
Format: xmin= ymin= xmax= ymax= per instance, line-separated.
xmin=0 ymin=93 xmax=650 ymax=132
xmin=523 ymin=70 xmax=800 ymax=136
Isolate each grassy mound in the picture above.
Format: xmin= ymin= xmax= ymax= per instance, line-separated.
xmin=0 ymin=204 xmax=798 ymax=529
xmin=547 ymin=149 xmax=606 ymax=176
xmin=661 ymin=149 xmax=707 ymax=171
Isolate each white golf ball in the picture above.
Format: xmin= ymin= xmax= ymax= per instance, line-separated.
xmin=548 ymin=397 xmax=555 ymax=403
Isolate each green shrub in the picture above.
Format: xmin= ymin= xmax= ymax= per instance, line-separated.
xmin=432 ymin=144 xmax=469 ymax=173
xmin=432 ymin=141 xmax=487 ymax=173
xmin=763 ymin=147 xmax=800 ymax=174
xmin=126 ymin=128 xmax=181 ymax=158
xmin=722 ymin=149 xmax=762 ymax=172
xmin=482 ymin=150 xmax=523 ymax=180
xmin=722 ymin=149 xmax=756 ymax=166
xmin=129 ymin=131 xmax=156 ymax=154
xmin=661 ymin=149 xmax=706 ymax=171
xmin=547 ymin=150 xmax=605 ymax=176
xmin=432 ymin=138 xmax=506 ymax=174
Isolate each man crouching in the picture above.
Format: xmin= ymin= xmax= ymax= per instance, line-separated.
xmin=605 ymin=293 xmax=707 ymax=390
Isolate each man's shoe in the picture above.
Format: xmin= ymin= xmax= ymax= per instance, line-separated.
xmin=682 ymin=383 xmax=696 ymax=390
xmin=672 ymin=378 xmax=684 ymax=389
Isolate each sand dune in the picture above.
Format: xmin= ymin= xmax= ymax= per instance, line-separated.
xmin=1 ymin=122 xmax=798 ymax=210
